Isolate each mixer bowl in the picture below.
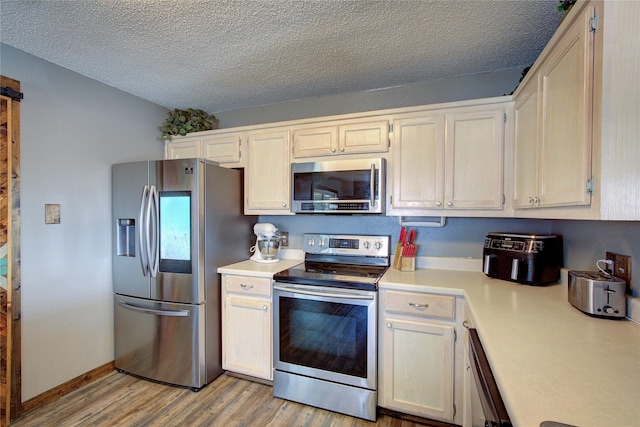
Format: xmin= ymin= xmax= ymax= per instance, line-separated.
xmin=257 ymin=237 xmax=281 ymax=259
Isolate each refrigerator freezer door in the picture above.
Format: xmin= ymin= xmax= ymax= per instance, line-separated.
xmin=114 ymin=294 xmax=211 ymax=389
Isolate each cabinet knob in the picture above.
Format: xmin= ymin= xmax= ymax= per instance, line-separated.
xmin=408 ymin=302 xmax=429 ymax=309
xmin=436 ymin=201 xmax=442 ymax=207
xmin=386 ymin=322 xmax=392 ymax=328
xmin=447 ymin=201 xmax=453 ymax=207
xmin=340 ymin=147 xmax=345 ymax=152
xmin=331 ymin=147 xmax=336 ymax=153
xmin=263 ymin=305 xmax=268 ymax=311
xmin=282 ymin=203 xmax=287 ymax=208
xmin=529 ymin=197 xmax=535 ymax=204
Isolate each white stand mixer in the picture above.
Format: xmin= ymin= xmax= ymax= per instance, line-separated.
xmin=250 ymin=223 xmax=282 ymax=263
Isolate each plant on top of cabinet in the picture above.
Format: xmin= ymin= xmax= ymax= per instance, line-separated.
xmin=161 ymin=108 xmax=219 ymax=140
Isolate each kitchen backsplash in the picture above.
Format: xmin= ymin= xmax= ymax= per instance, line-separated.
xmin=261 ymin=215 xmax=640 ymax=298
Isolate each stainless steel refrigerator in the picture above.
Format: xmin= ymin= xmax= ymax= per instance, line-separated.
xmin=112 ymin=158 xmax=254 ymax=390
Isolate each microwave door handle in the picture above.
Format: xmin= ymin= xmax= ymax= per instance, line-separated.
xmin=138 ymin=185 xmax=150 ymax=276
xmin=370 ymin=162 xmax=375 ymax=208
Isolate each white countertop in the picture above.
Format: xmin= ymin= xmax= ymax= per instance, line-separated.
xmin=380 ymin=268 xmax=640 ymax=427
xmin=217 ymin=258 xmax=302 ymax=277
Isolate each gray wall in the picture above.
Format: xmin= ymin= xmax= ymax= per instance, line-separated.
xmin=215 ymin=68 xmax=523 ymax=127
xmin=0 ymin=44 xmax=168 ymax=400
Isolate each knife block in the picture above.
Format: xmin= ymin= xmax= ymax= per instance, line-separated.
xmin=393 ymin=242 xmax=416 ymax=272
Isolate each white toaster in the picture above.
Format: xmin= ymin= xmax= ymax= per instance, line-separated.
xmin=568 ymin=271 xmax=626 ymax=319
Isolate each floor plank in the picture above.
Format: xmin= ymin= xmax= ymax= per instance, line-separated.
xmin=11 ymin=372 xmax=431 ymax=427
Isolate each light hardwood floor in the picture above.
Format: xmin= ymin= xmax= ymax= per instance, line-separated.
xmin=10 ymin=372 xmax=430 ymax=427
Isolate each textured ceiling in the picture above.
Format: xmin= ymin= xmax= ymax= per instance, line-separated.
xmin=0 ymin=0 xmax=562 ymax=113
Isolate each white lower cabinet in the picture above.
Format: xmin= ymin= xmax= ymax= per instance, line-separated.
xmin=379 ymin=289 xmax=463 ymax=423
xmin=221 ymin=274 xmax=272 ymax=380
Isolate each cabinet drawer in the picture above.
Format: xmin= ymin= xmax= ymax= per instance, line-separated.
xmin=225 ymin=275 xmax=271 ymax=297
xmin=384 ymin=290 xmax=455 ymax=320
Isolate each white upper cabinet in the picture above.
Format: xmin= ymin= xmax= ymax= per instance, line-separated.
xmin=292 ymin=118 xmax=389 ymax=158
xmin=165 ymin=139 xmax=201 ymax=160
xmin=389 ymin=101 xmax=510 ymax=216
xmin=245 ymin=128 xmax=292 ymax=215
xmin=201 ymin=133 xmax=242 ymax=165
xmin=445 ymin=108 xmax=505 ymax=210
xmin=514 ymin=4 xmax=595 ymax=210
xmin=165 ymin=131 xmax=244 ymax=167
xmin=391 ymin=114 xmax=445 ymax=210
xmin=513 ymin=1 xmax=640 ymax=220
xmin=513 ymin=76 xmax=540 ymax=209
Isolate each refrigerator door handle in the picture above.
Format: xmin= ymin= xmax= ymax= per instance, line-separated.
xmin=118 ymin=300 xmax=190 ymax=317
xmin=138 ymin=185 xmax=150 ymax=276
xmin=148 ymin=185 xmax=159 ymax=277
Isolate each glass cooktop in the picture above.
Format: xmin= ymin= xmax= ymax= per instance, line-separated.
xmin=273 ymin=261 xmax=388 ymax=291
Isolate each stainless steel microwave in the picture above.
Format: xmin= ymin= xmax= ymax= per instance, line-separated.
xmin=291 ymin=158 xmax=385 ymax=214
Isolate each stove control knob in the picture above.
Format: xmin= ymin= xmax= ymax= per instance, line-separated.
xmin=363 ymin=241 xmax=371 ymax=250
xmin=318 ymin=239 xmax=326 ymax=247
xmin=308 ymin=238 xmax=315 ymax=246
xmin=374 ymin=241 xmax=383 ymax=250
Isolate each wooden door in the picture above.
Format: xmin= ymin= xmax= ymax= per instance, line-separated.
xmin=381 ymin=317 xmax=455 ymax=421
xmin=391 ymin=115 xmax=445 ymax=210
xmin=538 ymin=6 xmax=595 ymax=207
xmin=445 ymin=108 xmax=504 ymax=210
xmin=513 ymin=77 xmax=540 ymax=208
xmin=245 ymin=129 xmax=291 ymax=214
xmin=1 ymin=75 xmax=22 ymax=426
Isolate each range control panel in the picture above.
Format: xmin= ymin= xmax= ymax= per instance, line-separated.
xmin=304 ymin=233 xmax=389 ymax=257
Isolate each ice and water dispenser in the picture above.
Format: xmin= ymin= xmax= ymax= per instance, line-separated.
xmin=116 ymin=218 xmax=136 ymax=257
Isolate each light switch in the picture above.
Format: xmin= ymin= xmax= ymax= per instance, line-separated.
xmin=45 ymin=204 xmax=60 ymax=224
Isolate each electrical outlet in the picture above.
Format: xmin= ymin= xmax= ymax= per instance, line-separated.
xmin=280 ymin=231 xmax=289 ymax=247
xmin=606 ymin=252 xmax=632 ymax=292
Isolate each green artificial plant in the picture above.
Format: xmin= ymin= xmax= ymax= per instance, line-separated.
xmin=557 ymin=0 xmax=577 ymax=12
xmin=161 ymin=108 xmax=219 ymax=141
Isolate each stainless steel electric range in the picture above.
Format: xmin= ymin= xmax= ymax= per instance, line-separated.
xmin=272 ymin=233 xmax=390 ymax=421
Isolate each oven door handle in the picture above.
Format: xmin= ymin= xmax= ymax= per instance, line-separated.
xmin=273 ymin=285 xmax=374 ymax=300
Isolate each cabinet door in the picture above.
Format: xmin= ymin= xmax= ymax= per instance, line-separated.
xmin=202 ymin=133 xmax=242 ymax=165
xmin=292 ymin=126 xmax=338 ymax=158
xmin=165 ymin=140 xmax=201 ymax=159
xmin=513 ymin=77 xmax=540 ymax=209
xmin=391 ymin=115 xmax=445 ymax=209
xmin=381 ymin=317 xmax=455 ymax=421
xmin=245 ymin=129 xmax=291 ymax=213
xmin=339 ymin=119 xmax=389 ymax=154
xmin=538 ymin=6 xmax=594 ymax=207
xmin=223 ymin=297 xmax=272 ymax=380
xmin=445 ymin=109 xmax=504 ymax=209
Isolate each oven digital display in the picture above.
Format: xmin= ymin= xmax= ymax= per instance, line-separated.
xmin=329 ymin=238 xmax=359 ymax=249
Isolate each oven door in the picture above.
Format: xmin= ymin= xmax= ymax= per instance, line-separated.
xmin=273 ymin=283 xmax=377 ymax=390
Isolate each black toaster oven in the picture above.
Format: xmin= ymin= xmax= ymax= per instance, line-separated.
xmin=482 ymin=233 xmax=563 ymax=285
